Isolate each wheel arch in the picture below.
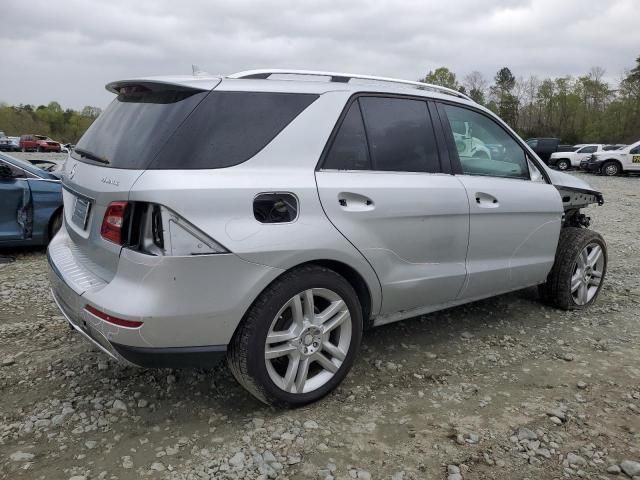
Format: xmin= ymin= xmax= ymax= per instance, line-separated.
xmin=303 ymin=259 xmax=374 ymax=329
xmin=234 ymin=257 xmax=378 ymax=342
xmin=601 ymin=158 xmax=622 ymax=171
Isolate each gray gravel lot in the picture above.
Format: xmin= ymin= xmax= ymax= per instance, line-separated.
xmin=1 ymin=171 xmax=639 ymax=480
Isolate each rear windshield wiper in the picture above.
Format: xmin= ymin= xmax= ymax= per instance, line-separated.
xmin=74 ymin=148 xmax=109 ymax=165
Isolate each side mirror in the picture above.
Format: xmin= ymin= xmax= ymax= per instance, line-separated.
xmin=0 ymin=165 xmax=14 ymax=179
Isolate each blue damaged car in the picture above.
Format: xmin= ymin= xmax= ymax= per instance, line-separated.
xmin=0 ymin=152 xmax=63 ymax=247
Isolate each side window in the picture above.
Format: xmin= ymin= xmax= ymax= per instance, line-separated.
xmin=579 ymin=146 xmax=597 ymax=153
xmin=0 ymin=160 xmax=26 ymax=179
xmin=359 ymin=97 xmax=440 ymax=173
xmin=442 ymin=104 xmax=529 ymax=180
xmin=324 ymin=101 xmax=371 ymax=170
xmin=630 ymin=146 xmax=640 ymax=154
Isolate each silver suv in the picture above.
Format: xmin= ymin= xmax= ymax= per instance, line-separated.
xmin=48 ymin=69 xmax=607 ymax=407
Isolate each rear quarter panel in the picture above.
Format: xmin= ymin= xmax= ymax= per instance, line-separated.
xmin=129 ymin=91 xmax=383 ymax=317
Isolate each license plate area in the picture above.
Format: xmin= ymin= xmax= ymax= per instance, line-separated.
xmin=71 ymin=196 xmax=91 ymax=229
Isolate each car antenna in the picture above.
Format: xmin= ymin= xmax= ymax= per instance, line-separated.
xmin=192 ymin=64 xmax=209 ymax=76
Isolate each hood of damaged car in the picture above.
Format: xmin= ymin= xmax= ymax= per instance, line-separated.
xmin=546 ymin=169 xmax=604 ymax=205
xmin=547 ymin=169 xmax=593 ymax=190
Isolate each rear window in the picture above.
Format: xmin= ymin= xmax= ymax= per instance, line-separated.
xmin=74 ymin=89 xmax=207 ymax=169
xmin=73 ymin=89 xmax=318 ymax=170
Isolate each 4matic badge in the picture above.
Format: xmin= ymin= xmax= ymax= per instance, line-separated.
xmin=101 ymin=177 xmax=120 ymax=186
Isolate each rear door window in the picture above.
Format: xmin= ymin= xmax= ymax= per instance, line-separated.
xmin=359 ymin=97 xmax=440 ymax=173
xmin=577 ymin=145 xmax=597 ymax=153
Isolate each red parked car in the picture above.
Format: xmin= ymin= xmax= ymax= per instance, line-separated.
xmin=19 ymin=134 xmax=62 ymax=153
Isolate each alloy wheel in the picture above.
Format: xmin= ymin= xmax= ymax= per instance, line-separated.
xmin=571 ymin=242 xmax=605 ymax=305
xmin=264 ymin=288 xmax=352 ymax=394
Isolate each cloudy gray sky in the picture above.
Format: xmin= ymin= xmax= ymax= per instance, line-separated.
xmin=1 ymin=0 xmax=638 ymax=109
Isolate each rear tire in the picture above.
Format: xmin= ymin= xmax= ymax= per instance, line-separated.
xmin=601 ymin=161 xmax=620 ymax=176
xmin=539 ymin=228 xmax=607 ymax=310
xmin=48 ymin=210 xmax=63 ymax=242
xmin=228 ymin=265 xmax=362 ymax=407
xmin=556 ymin=159 xmax=570 ymax=171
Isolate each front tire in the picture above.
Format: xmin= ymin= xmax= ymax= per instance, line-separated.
xmin=539 ymin=228 xmax=607 ymax=310
xmin=601 ymin=161 xmax=620 ymax=176
xmin=228 ymin=265 xmax=363 ymax=407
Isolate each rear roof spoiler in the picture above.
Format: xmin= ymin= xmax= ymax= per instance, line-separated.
xmin=106 ymin=76 xmax=221 ymax=94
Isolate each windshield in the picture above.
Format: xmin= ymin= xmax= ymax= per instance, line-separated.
xmin=0 ymin=152 xmax=57 ymax=178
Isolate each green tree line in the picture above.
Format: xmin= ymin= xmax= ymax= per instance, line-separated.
xmin=421 ymin=55 xmax=640 ymax=144
xmin=0 ymin=102 xmax=102 ymax=144
xmin=2 ymin=56 xmax=639 ymax=146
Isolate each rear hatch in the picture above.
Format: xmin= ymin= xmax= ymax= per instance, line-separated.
xmin=61 ymin=80 xmax=218 ymax=282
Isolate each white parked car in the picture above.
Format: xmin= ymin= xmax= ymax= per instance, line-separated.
xmin=581 ymin=140 xmax=640 ymax=175
xmin=549 ymin=144 xmax=604 ymax=171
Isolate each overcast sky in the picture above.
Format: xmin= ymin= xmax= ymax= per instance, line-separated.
xmin=1 ymin=0 xmax=638 ymax=109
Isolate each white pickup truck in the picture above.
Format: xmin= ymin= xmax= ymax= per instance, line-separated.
xmin=581 ymin=140 xmax=640 ymax=176
xmin=548 ymin=144 xmax=604 ymax=170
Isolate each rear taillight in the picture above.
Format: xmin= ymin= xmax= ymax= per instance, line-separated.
xmin=101 ymin=201 xmax=128 ymax=244
xmin=85 ymin=305 xmax=143 ymax=328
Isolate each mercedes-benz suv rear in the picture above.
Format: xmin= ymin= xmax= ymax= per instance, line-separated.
xmin=48 ymin=75 xmax=338 ymax=369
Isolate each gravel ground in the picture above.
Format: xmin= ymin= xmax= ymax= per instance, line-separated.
xmin=1 ymin=172 xmax=639 ymax=480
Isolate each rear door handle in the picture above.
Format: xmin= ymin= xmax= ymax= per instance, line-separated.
xmin=475 ymin=192 xmax=499 ymax=208
xmin=338 ymin=192 xmax=375 ymax=211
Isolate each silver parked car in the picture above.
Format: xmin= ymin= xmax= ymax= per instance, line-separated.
xmin=48 ymin=69 xmax=607 ymax=407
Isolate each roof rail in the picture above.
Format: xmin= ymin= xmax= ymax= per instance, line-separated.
xmin=228 ymin=69 xmax=473 ymax=102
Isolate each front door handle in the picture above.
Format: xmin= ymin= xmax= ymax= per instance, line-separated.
xmin=338 ymin=192 xmax=375 ymax=211
xmin=475 ymin=192 xmax=499 ymax=208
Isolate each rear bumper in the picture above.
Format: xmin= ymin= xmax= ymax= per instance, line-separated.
xmin=48 ymin=256 xmax=131 ymax=365
xmin=47 ymin=221 xmax=282 ymax=368
xmin=49 ymin=256 xmax=228 ymax=368
xmin=111 ymin=343 xmax=226 ymax=368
